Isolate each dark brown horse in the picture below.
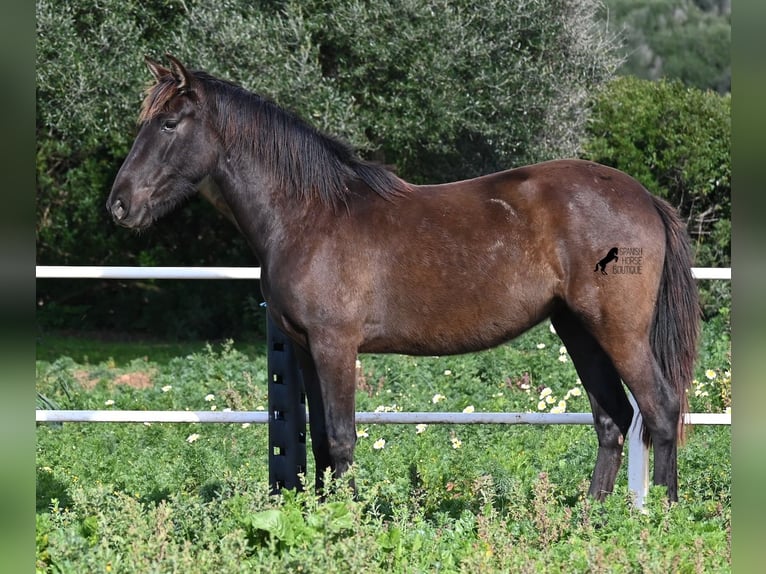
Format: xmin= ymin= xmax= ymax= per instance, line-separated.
xmin=108 ymin=56 xmax=699 ymax=501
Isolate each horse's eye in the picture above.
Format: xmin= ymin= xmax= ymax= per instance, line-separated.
xmin=161 ymin=119 xmax=178 ymax=132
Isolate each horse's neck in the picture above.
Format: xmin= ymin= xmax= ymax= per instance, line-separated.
xmin=211 ymin=157 xmax=317 ymax=267
xmin=196 ymin=176 xmax=242 ymax=232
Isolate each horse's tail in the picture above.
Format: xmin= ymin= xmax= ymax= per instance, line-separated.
xmin=646 ymin=195 xmax=701 ymax=446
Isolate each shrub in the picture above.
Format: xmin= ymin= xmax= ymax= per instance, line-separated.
xmin=604 ymin=0 xmax=731 ymax=93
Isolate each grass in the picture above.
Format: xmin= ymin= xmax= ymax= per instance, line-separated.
xmin=35 ymin=329 xmax=265 ymax=366
xmin=35 ymin=320 xmax=731 ymax=573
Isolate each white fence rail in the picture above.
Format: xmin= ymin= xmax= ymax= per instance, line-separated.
xmin=35 ymin=266 xmax=730 ymax=281
xmin=34 ymin=409 xmax=730 ymax=426
xmin=36 ymin=265 xmax=731 ymax=506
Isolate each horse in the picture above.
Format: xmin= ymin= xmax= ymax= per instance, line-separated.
xmin=107 ymin=55 xmax=700 ymax=502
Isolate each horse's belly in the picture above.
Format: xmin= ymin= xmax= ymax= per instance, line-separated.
xmin=359 ymin=322 xmax=540 ymax=356
xmin=359 ymin=292 xmax=556 ymax=356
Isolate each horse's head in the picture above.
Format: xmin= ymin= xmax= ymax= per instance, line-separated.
xmin=107 ymin=55 xmax=219 ymax=229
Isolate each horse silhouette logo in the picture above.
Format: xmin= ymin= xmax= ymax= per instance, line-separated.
xmin=594 ymin=247 xmax=619 ymax=275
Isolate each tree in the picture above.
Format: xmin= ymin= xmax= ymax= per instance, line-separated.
xmin=604 ymin=0 xmax=731 ymax=93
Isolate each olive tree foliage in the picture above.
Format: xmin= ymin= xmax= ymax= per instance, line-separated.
xmin=275 ymin=0 xmax=620 ymax=181
xmin=164 ymin=0 xmax=619 ymax=182
xmin=36 ymin=0 xmax=620 ymax=336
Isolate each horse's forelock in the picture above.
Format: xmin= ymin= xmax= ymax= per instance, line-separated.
xmin=138 ymin=77 xmax=182 ymax=124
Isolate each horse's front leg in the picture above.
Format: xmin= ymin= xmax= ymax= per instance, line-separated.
xmin=295 ymin=347 xmax=332 ymax=492
xmin=305 ymin=329 xmax=359 ymax=491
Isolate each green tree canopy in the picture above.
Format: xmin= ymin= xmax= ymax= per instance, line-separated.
xmin=604 ymin=0 xmax=730 ymax=93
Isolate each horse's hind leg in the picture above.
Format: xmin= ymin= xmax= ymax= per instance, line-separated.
xmin=571 ymin=316 xmax=681 ymax=500
xmin=552 ymin=310 xmax=634 ymax=500
xmin=583 ymin=390 xmax=633 ymax=499
xmin=609 ymin=345 xmax=680 ymax=500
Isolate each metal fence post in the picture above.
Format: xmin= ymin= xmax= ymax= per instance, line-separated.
xmin=627 ymin=392 xmax=649 ymax=509
xmin=266 ymin=313 xmax=307 ymax=494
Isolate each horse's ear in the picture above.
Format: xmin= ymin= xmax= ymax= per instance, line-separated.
xmin=145 ymin=56 xmax=170 ymax=83
xmin=165 ymin=54 xmax=193 ymax=92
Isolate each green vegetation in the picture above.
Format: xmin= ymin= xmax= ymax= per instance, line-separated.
xmin=604 ymin=0 xmax=731 ymax=93
xmin=34 ymin=2 xmax=731 ymax=570
xmin=35 ymin=330 xmax=264 ymax=367
xmin=36 ymin=320 xmax=731 ymax=572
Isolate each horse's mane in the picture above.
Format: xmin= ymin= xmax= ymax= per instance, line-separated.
xmin=139 ymin=71 xmax=410 ymax=206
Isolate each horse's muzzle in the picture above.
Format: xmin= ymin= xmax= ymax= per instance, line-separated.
xmin=107 ymin=195 xmax=149 ymax=229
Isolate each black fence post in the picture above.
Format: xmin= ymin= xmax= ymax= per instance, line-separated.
xmin=266 ymin=313 xmax=307 ymax=494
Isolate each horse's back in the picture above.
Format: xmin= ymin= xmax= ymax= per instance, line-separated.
xmin=403 ymin=158 xmax=665 ymax=272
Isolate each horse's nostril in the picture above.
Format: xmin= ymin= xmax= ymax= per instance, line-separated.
xmin=112 ymin=199 xmax=126 ymax=220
